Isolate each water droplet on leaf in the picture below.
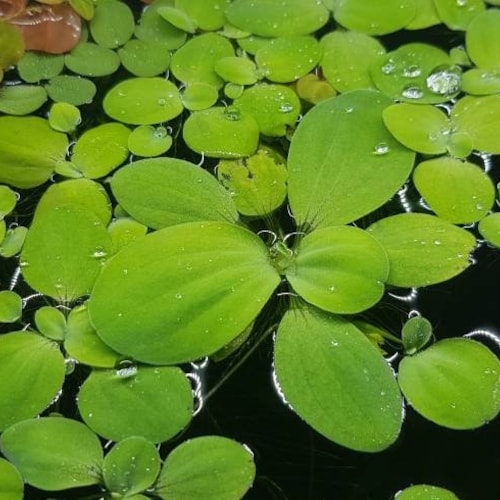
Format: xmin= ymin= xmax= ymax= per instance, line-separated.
xmin=426 ymin=66 xmax=461 ymax=96
xmin=401 ymin=85 xmax=424 ymax=99
xmin=373 ymin=142 xmax=390 ymax=155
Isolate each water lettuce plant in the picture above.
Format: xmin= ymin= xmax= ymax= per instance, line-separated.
xmin=2 ymin=0 xmax=500 ymax=498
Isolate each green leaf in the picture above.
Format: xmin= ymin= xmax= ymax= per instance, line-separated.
xmin=225 ymin=0 xmax=329 ymax=36
xmin=398 ymin=338 xmax=500 ymax=429
xmin=0 ymin=185 xmax=17 ymax=218
xmin=34 ymin=306 xmax=67 ymax=341
xmin=171 ymin=33 xmax=234 ymax=89
xmin=274 ymin=307 xmax=403 ymax=452
xmin=479 ymin=212 xmax=500 ymax=248
xmin=320 ymin=30 xmax=385 ymax=92
xmin=127 ymin=125 xmax=173 ymax=157
xmin=0 ymin=85 xmax=47 ymax=116
xmin=0 ymin=291 xmax=22 ymax=323
xmin=405 ymin=0 xmax=440 ymax=29
xmin=157 ymin=6 xmax=198 ymax=33
xmin=89 ymin=222 xmax=280 ymax=364
xmin=16 ymin=52 xmax=64 ymax=83
xmin=287 ymin=90 xmax=415 ymax=228
xmin=367 ymin=213 xmax=477 ymax=288
xmin=155 ymin=436 xmax=256 ymax=500
xmin=103 ymin=437 xmax=160 ymax=497
xmin=77 ymin=366 xmax=193 ymax=443
xmin=333 ymin=0 xmax=416 ymax=35
xmin=382 ymin=103 xmax=450 ymax=155
xmin=433 ymin=0 xmax=485 ymax=30
xmin=108 ymin=217 xmax=148 ymax=253
xmin=0 ymin=20 xmax=24 ymax=70
xmin=64 ymin=42 xmax=121 ymax=77
xmin=69 ymin=0 xmax=95 ymax=20
xmin=111 ymin=157 xmax=238 ymax=229
xmin=64 ymin=304 xmax=121 ymax=368
xmin=401 ymin=316 xmax=433 ymax=355
xmin=90 ymin=0 xmax=135 ymax=48
xmin=0 ymin=458 xmax=23 ymax=500
xmin=451 ymin=95 xmax=500 ymax=153
xmin=21 ymin=206 xmax=112 ymax=302
xmin=71 ymin=123 xmax=130 ymax=179
xmin=295 ymin=73 xmax=336 ymax=104
xmin=0 ymin=332 xmax=65 ymax=431
xmin=413 ymin=157 xmax=495 ymax=223
xmin=217 ymin=147 xmax=288 ymax=216
xmin=233 ymin=83 xmax=301 ymax=137
xmin=0 ymin=226 xmax=28 ymax=258
xmin=371 ymin=43 xmax=457 ymax=103
xmin=255 ymin=35 xmax=321 ymax=83
xmin=118 ymin=39 xmax=171 ymax=77
xmin=214 ymin=56 xmax=258 ymax=85
xmin=45 ymin=75 xmax=97 ymax=106
xmin=0 ymin=116 xmax=68 ymax=189
xmin=103 ymin=77 xmax=183 ymax=125
xmin=48 ymin=102 xmax=81 ymax=133
xmin=175 ymin=0 xmax=230 ymax=31
xmin=461 ymin=68 xmax=500 ymax=96
xmin=395 ymin=484 xmax=459 ymax=500
xmin=285 ymin=226 xmax=389 ymax=314
xmin=181 ymin=83 xmax=219 ymax=111
xmin=0 ymin=417 xmax=103 ymax=490
xmin=465 ymin=8 xmax=500 ymax=70
xmin=183 ymin=107 xmax=259 ymax=158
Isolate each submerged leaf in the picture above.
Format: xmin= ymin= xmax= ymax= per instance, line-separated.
xmin=274 ymin=306 xmax=403 ymax=452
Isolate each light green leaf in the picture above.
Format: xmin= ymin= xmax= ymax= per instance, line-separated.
xmin=48 ymin=102 xmax=81 ymax=133
xmin=0 ymin=116 xmax=68 ymax=189
xmin=395 ymin=484 xmax=459 ymax=500
xmin=156 ymin=436 xmax=256 ymax=500
xmin=0 ymin=458 xmax=23 ymax=500
xmin=34 ymin=306 xmax=67 ymax=341
xmin=90 ymin=0 xmax=135 ymax=48
xmin=286 ymin=226 xmax=389 ymax=314
xmin=0 ymin=85 xmax=47 ymax=115
xmin=0 ymin=291 xmax=22 ymax=323
xmin=479 ymin=213 xmax=500 ymax=248
xmin=183 ymin=107 xmax=259 ymax=158
xmin=382 ymin=103 xmax=450 ymax=155
xmin=461 ymin=68 xmax=500 ymax=96
xmin=295 ymin=73 xmax=336 ymax=104
xmin=225 ymin=0 xmax=329 ymax=36
xmin=451 ymin=95 xmax=500 ymax=153
xmin=21 ymin=206 xmax=112 ymax=302
xmin=216 ymin=147 xmax=287 ymax=216
xmin=171 ymin=33 xmax=234 ymax=88
xmin=65 ymin=42 xmax=121 ymax=77
xmin=77 ymin=366 xmax=193 ymax=443
xmin=465 ymin=8 xmax=500 ymax=70
xmin=103 ymin=437 xmax=160 ymax=497
xmin=175 ymin=0 xmax=230 ymax=31
xmin=118 ymin=39 xmax=171 ymax=77
xmin=45 ymin=75 xmax=96 ymax=106
xmin=287 ymin=90 xmax=415 ymax=228
xmin=69 ymin=0 xmax=95 ymax=20
xmin=0 ymin=226 xmax=28 ymax=258
xmin=433 ymin=0 xmax=485 ymax=30
xmin=71 ymin=123 xmax=130 ymax=179
xmin=0 ymin=185 xmax=17 ymax=218
xmin=89 ymin=222 xmax=280 ymax=364
xmin=274 ymin=306 xmax=403 ymax=452
xmin=233 ymin=83 xmax=301 ymax=137
xmin=111 ymin=158 xmax=238 ymax=229
xmin=367 ymin=213 xmax=477 ymax=287
xmin=398 ymin=338 xmax=500 ymax=429
xmin=401 ymin=316 xmax=433 ymax=355
xmin=214 ymin=56 xmax=258 ymax=85
xmin=128 ymin=125 xmax=172 ymax=157
xmin=320 ymin=30 xmax=385 ymax=92
xmin=157 ymin=6 xmax=198 ymax=33
xmin=17 ymin=52 xmax=64 ymax=83
xmin=405 ymin=0 xmax=440 ymax=29
xmin=103 ymin=77 xmax=183 ymax=125
xmin=181 ymin=83 xmax=219 ymax=111
xmin=333 ymin=0 xmax=416 ymax=35
xmin=108 ymin=217 xmax=148 ymax=253
xmin=413 ymin=157 xmax=495 ymax=223
xmin=64 ymin=304 xmax=121 ymax=368
xmin=0 ymin=417 xmax=103 ymax=490
xmin=0 ymin=332 xmax=65 ymax=431
xmin=0 ymin=20 xmax=24 ymax=70
xmin=255 ymin=35 xmax=321 ymax=83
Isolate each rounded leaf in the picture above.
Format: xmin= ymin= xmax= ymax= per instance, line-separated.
xmin=479 ymin=213 xmax=500 ymax=248
xmin=0 ymin=85 xmax=47 ymax=116
xmin=0 ymin=226 xmax=28 ymax=258
xmin=398 ymin=338 xmax=500 ymax=429
xmin=0 ymin=458 xmax=23 ymax=500
xmin=127 ymin=125 xmax=173 ymax=157
xmin=286 ymin=226 xmax=389 ymax=314
xmin=274 ymin=307 xmax=403 ymax=452
xmin=0 ymin=291 xmax=22 ymax=323
xmin=0 ymin=417 xmax=103 ymax=490
xmin=118 ymin=39 xmax=171 ymax=77
xmin=16 ymin=52 xmax=64 ymax=83
xmin=181 ymin=82 xmax=219 ymax=111
xmin=175 ymin=0 xmax=230 ymax=31
xmin=395 ymin=484 xmax=459 ymax=500
xmin=0 ymin=332 xmax=65 ymax=430
xmin=89 ymin=222 xmax=280 ymax=364
xmin=89 ymin=0 xmax=134 ymax=48
xmin=111 ymin=157 xmax=238 ymax=229
xmin=433 ymin=0 xmax=485 ymax=30
xmin=156 ymin=436 xmax=256 ymax=500
xmin=103 ymin=77 xmax=183 ymax=125
xmin=78 ymin=366 xmax=193 ymax=443
xmin=48 ymin=102 xmax=81 ymax=133
xmin=214 ymin=56 xmax=258 ymax=85
xmin=45 ymin=75 xmax=96 ymax=106
xmin=108 ymin=217 xmax=148 ymax=253
xmin=0 ymin=185 xmax=17 ymax=218
xmin=287 ymin=90 xmax=415 ymax=228
xmin=0 ymin=20 xmax=24 ymax=69
xmin=34 ymin=306 xmax=67 ymax=341
xmin=367 ymin=213 xmax=477 ymax=287
xmin=401 ymin=316 xmax=433 ymax=355
xmin=466 ymin=9 xmax=500 ymax=70
xmin=64 ymin=42 xmax=120 ymax=77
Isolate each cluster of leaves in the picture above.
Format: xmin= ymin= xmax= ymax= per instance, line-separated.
xmin=2 ymin=0 xmax=500 ymax=498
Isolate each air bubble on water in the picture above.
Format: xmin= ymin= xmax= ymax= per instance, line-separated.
xmin=401 ymin=85 xmax=424 ymax=99
xmin=154 ymin=127 xmax=167 ymax=139
xmin=426 ymin=66 xmax=461 ymax=96
xmin=65 ymin=358 xmax=77 ymax=375
xmin=403 ymin=64 xmax=421 ymax=78
xmin=373 ymin=142 xmax=390 ymax=155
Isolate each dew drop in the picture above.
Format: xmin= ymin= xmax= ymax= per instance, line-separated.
xmin=157 ymin=98 xmax=166 ymax=106
xmin=328 ymin=285 xmax=336 ymax=292
xmin=344 ymin=106 xmax=354 ymax=113
xmin=91 ymin=247 xmax=107 ymax=258
xmin=373 ymin=142 xmax=390 ymax=155
xmin=175 ymin=292 xmax=183 ymax=299
xmin=279 ymin=102 xmax=293 ymax=113
xmin=381 ymin=62 xmax=395 ymax=75
xmin=116 ymin=360 xmax=137 ymax=378
xmin=123 ymin=268 xmax=128 ymax=275
xmin=224 ymin=107 xmax=240 ymax=121
xmin=19 ymin=260 xmax=30 ymax=268
xmin=426 ymin=66 xmax=461 ymax=96
xmin=401 ymin=85 xmax=424 ymax=99
xmin=456 ymin=0 xmax=467 ymax=6
xmin=403 ymin=64 xmax=421 ymax=78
